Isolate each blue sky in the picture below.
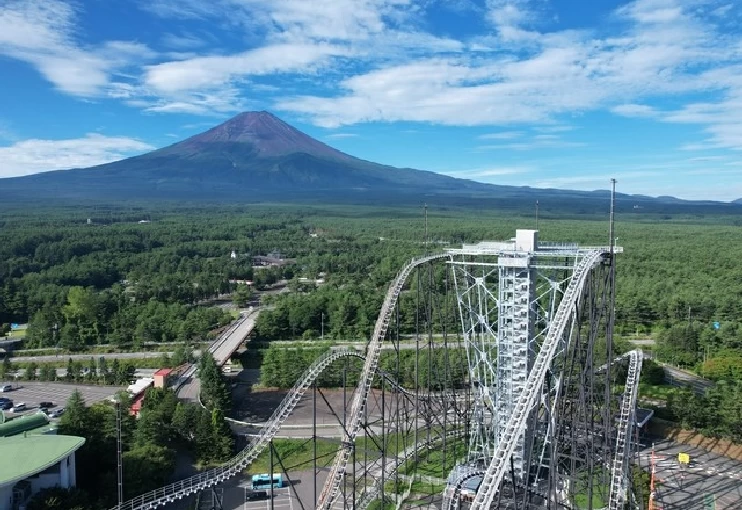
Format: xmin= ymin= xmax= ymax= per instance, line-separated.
xmin=1 ymin=0 xmax=741 ymax=201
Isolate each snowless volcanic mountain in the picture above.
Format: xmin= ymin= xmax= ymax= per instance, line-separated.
xmin=1 ymin=111 xmax=493 ymax=199
xmin=2 ymin=111 xmax=740 ymax=212
xmin=174 ymin=111 xmax=354 ymax=161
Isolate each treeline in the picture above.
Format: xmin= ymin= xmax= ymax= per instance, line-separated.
xmin=259 ymin=345 xmax=469 ymax=390
xmin=27 ymin=386 xmax=234 ymax=510
xmin=18 ymin=285 xmax=233 ymax=351
xmin=664 ymin=381 xmax=742 ymax=443
xmin=0 ymin=346 xmax=195 ymax=384
xmin=255 ymin=264 xmax=457 ymax=342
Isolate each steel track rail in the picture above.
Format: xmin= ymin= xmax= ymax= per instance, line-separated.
xmin=608 ymin=349 xmax=643 ymax=510
xmin=468 ymin=250 xmax=608 ymax=510
xmin=111 ymin=348 xmax=364 ymax=510
xmin=317 ymin=253 xmax=450 ymax=510
xmin=356 ymin=428 xmax=466 ymax=510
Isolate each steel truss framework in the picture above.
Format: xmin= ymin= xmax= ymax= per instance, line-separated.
xmin=112 ymin=236 xmax=641 ymax=510
xmin=444 ymin=237 xmax=639 ymax=510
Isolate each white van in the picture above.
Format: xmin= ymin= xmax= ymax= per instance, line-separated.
xmin=0 ymin=384 xmax=12 ymax=392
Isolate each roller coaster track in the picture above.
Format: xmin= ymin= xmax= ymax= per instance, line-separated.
xmin=442 ymin=349 xmax=645 ymax=510
xmin=467 ymin=249 xmax=609 ymax=510
xmin=317 ymin=253 xmax=451 ymax=510
xmin=356 ymin=428 xmax=466 ymax=510
xmin=608 ymin=349 xmax=643 ymax=510
xmin=112 ymin=348 xmax=366 ymax=510
xmin=113 ymin=254 xmax=447 ymax=510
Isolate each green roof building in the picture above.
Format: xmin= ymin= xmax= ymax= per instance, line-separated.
xmin=0 ymin=434 xmax=85 ymax=510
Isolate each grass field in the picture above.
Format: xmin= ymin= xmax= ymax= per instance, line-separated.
xmin=246 ymin=437 xmax=340 ymax=474
xmin=639 ymin=382 xmax=676 ymax=401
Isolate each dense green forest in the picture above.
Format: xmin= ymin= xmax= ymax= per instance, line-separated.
xmin=1 ymin=202 xmax=741 ymax=441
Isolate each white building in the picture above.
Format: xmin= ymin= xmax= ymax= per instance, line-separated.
xmin=0 ymin=434 xmax=85 ymax=509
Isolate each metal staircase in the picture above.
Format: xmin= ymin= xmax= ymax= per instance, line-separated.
xmin=468 ymin=250 xmax=607 ymax=510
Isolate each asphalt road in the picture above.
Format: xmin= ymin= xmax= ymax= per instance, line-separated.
xmin=9 ymin=351 xmax=172 ymax=363
xmin=638 ymin=439 xmax=742 ymax=510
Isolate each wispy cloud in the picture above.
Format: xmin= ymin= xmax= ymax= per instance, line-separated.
xmin=533 ymin=125 xmax=573 ymax=133
xmin=446 ymin=166 xmax=530 ymax=179
xmin=688 ymin=155 xmax=727 ymax=162
xmin=160 ymin=33 xmax=208 ymax=50
xmin=0 ymin=134 xmax=154 ymax=177
xmin=276 ymin=0 xmax=742 ymax=139
xmin=0 ymin=0 xmax=155 ymax=96
xmin=325 ymin=133 xmax=359 ymax=139
xmin=478 ymin=131 xmax=524 ymax=140
xmin=533 ymin=170 xmax=662 ymax=189
xmin=476 ymin=136 xmax=585 ymax=151
xmin=611 ymin=104 xmax=658 ymax=118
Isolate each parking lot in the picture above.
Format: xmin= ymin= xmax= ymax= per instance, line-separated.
xmin=242 ymin=487 xmax=294 ymax=510
xmin=0 ymin=381 xmax=123 ymax=416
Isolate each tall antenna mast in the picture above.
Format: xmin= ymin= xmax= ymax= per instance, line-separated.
xmin=535 ymin=200 xmax=539 ymax=231
xmin=609 ymin=179 xmax=616 ymax=254
xmin=424 ymin=203 xmax=428 ymax=253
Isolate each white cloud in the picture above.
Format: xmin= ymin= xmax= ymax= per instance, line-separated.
xmin=275 ymin=0 xmax=742 ymax=136
xmin=534 ymin=125 xmax=574 ymax=133
xmin=144 ymin=44 xmax=347 ymax=93
xmin=477 ymin=139 xmax=585 ymax=151
xmin=533 ymin=170 xmax=662 ymax=189
xmin=325 ymin=133 xmax=359 ymax=139
xmin=0 ymin=134 xmax=154 ymax=177
xmin=688 ymin=155 xmax=727 ymax=162
xmin=446 ymin=166 xmax=530 ymax=179
xmin=160 ymin=33 xmax=208 ymax=50
xmin=140 ymin=85 xmax=248 ymax=115
xmin=478 ymin=131 xmax=524 ymax=140
xmin=611 ymin=103 xmax=659 ymax=118
xmin=0 ymin=0 xmax=155 ymax=96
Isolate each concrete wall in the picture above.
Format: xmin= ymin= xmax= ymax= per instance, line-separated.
xmin=0 ymin=451 xmax=78 ymax=510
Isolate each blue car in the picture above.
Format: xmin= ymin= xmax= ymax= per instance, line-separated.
xmin=0 ymin=398 xmax=13 ymax=410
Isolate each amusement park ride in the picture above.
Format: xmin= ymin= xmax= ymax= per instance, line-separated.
xmin=112 ymin=189 xmax=648 ymax=510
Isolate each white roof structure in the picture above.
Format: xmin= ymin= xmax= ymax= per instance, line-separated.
xmin=126 ymin=378 xmax=154 ymax=396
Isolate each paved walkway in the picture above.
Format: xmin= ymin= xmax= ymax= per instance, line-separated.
xmin=638 ymin=439 xmax=742 ymax=510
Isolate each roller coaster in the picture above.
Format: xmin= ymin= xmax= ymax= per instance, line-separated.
xmin=113 ymin=228 xmax=645 ymax=510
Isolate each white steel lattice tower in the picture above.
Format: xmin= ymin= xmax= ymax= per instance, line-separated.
xmin=449 ymin=230 xmax=575 ymax=479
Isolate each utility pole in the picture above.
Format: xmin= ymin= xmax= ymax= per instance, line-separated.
xmin=321 ymin=313 xmax=324 ymax=341
xmin=649 ymin=444 xmax=656 ymax=510
xmin=609 ymin=178 xmax=616 ymax=253
xmin=535 ymin=200 xmax=539 ymax=232
xmin=53 ymin=323 xmax=58 ymax=357
xmin=115 ymin=399 xmax=123 ymax=508
xmin=424 ymin=203 xmax=428 ymax=252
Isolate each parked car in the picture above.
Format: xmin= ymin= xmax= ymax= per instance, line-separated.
xmin=0 ymin=384 xmax=12 ymax=392
xmin=11 ymin=402 xmax=26 ymax=413
xmin=49 ymin=407 xmax=64 ymax=418
xmin=0 ymin=398 xmax=12 ymax=410
xmin=246 ymin=491 xmax=269 ymax=501
xmin=39 ymin=401 xmax=54 ymax=409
